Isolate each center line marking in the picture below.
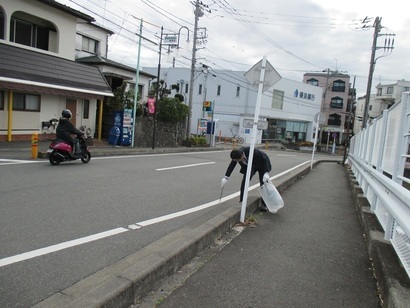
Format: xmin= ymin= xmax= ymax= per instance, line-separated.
xmin=156 ymin=161 xmax=215 ymax=171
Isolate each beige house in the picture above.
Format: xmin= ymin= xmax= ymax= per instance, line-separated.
xmin=0 ymin=0 xmax=154 ymax=141
xmin=303 ymin=71 xmax=353 ymax=144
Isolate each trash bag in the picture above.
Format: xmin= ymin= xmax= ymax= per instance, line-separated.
xmin=259 ymin=179 xmax=284 ymax=213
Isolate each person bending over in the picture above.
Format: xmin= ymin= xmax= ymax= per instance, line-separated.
xmin=221 ymin=147 xmax=272 ymax=210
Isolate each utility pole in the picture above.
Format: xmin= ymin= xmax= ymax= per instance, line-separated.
xmin=343 ymin=75 xmax=356 ymax=165
xmin=319 ymin=68 xmax=332 ymax=143
xmin=362 ymin=17 xmax=395 ymax=129
xmin=131 ymin=18 xmax=143 ymax=148
xmin=152 ymin=26 xmax=163 ymax=149
xmin=362 ymin=17 xmax=381 ymax=129
xmin=187 ymin=0 xmax=201 ymax=139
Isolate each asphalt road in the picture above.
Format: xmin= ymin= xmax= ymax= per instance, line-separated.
xmin=0 ymin=150 xmax=318 ymax=307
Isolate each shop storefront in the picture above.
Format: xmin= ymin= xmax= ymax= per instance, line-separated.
xmin=264 ymin=119 xmax=308 ymax=143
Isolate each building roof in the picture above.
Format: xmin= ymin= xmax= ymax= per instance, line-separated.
xmin=37 ymin=0 xmax=114 ymax=35
xmin=76 ymin=56 xmax=157 ymax=78
xmin=37 ymin=0 xmax=95 ymax=22
xmin=0 ymin=43 xmax=113 ymax=98
xmin=303 ymin=71 xmax=350 ymax=78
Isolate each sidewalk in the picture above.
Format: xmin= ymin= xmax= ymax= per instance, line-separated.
xmin=136 ymin=163 xmax=381 ymax=308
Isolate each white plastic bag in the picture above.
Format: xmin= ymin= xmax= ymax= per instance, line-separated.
xmin=259 ymin=179 xmax=284 ymax=213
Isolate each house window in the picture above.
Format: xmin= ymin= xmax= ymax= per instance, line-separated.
xmin=377 ymin=88 xmax=382 ymax=96
xmin=387 ymin=87 xmax=393 ymax=94
xmin=198 ymin=84 xmax=202 ymax=95
xmin=81 ymin=36 xmax=98 ymax=54
xmin=272 ymin=90 xmax=284 ymax=110
xmin=307 ymin=78 xmax=319 ymax=86
xmin=332 ymin=80 xmax=345 ymax=92
xmin=13 ymin=93 xmax=40 ymax=111
xmin=0 ymin=11 xmax=4 ymax=40
xmin=138 ymin=85 xmax=143 ymax=99
xmin=330 ymin=97 xmax=343 ymax=109
xmin=217 ymin=85 xmax=221 ymax=96
xmin=328 ymin=114 xmax=341 ymax=126
xmin=0 ymin=91 xmax=4 ymax=110
xmin=236 ymin=86 xmax=240 ymax=97
xmin=83 ymin=100 xmax=90 ymax=119
xmin=10 ymin=17 xmax=50 ymax=51
xmin=185 ymin=83 xmax=189 ymax=94
xmin=404 ymin=87 xmax=410 ymax=92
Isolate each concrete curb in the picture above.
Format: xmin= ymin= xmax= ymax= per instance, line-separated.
xmin=34 ymin=159 xmax=323 ymax=307
xmin=347 ymin=167 xmax=410 ymax=308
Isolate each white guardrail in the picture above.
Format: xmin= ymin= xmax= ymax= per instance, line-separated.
xmin=348 ymin=92 xmax=410 ymax=278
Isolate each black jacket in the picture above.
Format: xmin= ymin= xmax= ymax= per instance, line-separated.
xmin=224 ymin=147 xmax=272 ymax=178
xmin=56 ymin=117 xmax=82 ymax=145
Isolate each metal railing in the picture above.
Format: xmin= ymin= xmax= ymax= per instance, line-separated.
xmin=348 ymin=92 xmax=410 ymax=278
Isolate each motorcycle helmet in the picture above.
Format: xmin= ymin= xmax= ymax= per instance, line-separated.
xmin=62 ymin=109 xmax=72 ymax=119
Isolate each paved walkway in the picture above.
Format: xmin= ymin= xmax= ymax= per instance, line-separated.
xmin=137 ymin=162 xmax=381 ymax=308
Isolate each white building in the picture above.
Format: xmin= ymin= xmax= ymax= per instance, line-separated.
xmin=143 ymin=66 xmax=322 ymax=144
xmin=354 ymin=79 xmax=410 ymax=133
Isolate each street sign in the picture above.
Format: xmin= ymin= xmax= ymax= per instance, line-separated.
xmin=242 ymin=118 xmax=268 ymax=130
xmin=244 ymin=59 xmax=281 ymax=92
xmin=163 ymin=35 xmax=177 ymax=45
xmin=314 ymin=112 xmax=325 ymax=124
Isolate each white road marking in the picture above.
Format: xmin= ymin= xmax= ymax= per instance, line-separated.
xmin=156 ymin=162 xmax=215 ymax=171
xmin=131 ymin=191 xmax=241 ymax=227
xmin=0 ymin=228 xmax=128 ymax=267
xmin=0 ymin=160 xmax=310 ymax=268
xmin=0 ymin=150 xmax=228 ymax=166
xmin=93 ymin=150 xmax=226 ymax=160
xmin=0 ymin=159 xmax=46 ymax=165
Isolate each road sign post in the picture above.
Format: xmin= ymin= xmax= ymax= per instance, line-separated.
xmin=311 ymin=112 xmax=325 ymax=169
xmin=240 ymin=57 xmax=281 ymax=223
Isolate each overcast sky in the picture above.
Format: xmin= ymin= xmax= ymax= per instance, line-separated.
xmin=56 ymin=0 xmax=409 ymax=96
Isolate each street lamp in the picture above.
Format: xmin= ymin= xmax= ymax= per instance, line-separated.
xmin=151 ymin=26 xmax=190 ymax=149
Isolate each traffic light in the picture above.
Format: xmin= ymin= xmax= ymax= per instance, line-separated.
xmin=203 ymin=101 xmax=212 ymax=111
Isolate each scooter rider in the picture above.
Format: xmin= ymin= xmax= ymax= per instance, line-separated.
xmin=56 ymin=109 xmax=83 ymax=155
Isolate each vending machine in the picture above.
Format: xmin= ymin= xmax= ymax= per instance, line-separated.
xmin=113 ymin=109 xmax=133 ymax=146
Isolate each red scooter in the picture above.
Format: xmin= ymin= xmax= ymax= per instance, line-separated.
xmin=46 ymin=135 xmax=91 ymax=165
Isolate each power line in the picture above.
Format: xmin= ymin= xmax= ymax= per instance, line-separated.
xmin=211 ymin=0 xmax=324 ymax=70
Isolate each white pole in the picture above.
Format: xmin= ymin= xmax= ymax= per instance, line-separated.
xmin=240 ymin=56 xmax=267 ymax=223
xmin=131 ymin=19 xmax=143 ymax=148
xmin=311 ymin=121 xmax=319 ymax=169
